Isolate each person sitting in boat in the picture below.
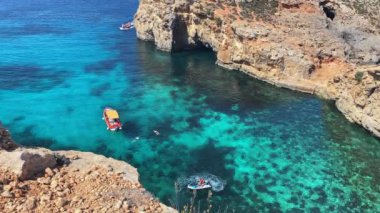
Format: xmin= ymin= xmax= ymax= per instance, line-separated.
xmin=122 ymin=22 xmax=132 ymax=28
xmin=109 ymin=118 xmax=118 ymax=124
xmin=198 ymin=178 xmax=206 ymax=186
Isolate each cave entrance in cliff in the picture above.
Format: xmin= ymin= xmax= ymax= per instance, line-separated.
xmin=320 ymin=2 xmax=336 ymax=20
xmin=172 ymin=16 xmax=211 ymax=51
xmin=323 ymin=6 xmax=336 ymax=20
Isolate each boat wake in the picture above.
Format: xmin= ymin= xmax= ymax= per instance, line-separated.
xmin=176 ymin=173 xmax=226 ymax=192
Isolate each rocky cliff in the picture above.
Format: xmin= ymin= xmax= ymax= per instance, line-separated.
xmin=0 ymin=125 xmax=18 ymax=151
xmin=0 ymin=126 xmax=176 ymax=213
xmin=134 ymin=0 xmax=380 ymax=138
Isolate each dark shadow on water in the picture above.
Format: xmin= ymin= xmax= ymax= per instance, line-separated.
xmin=84 ymin=59 xmax=119 ymax=75
xmin=0 ymin=24 xmax=72 ymax=38
xmin=0 ymin=65 xmax=70 ymax=92
xmin=94 ymin=140 xmax=114 ymax=157
xmin=12 ymin=116 xmax=26 ymax=122
xmin=90 ymin=83 xmax=111 ymax=97
xmin=120 ymin=121 xmax=141 ymax=138
xmin=66 ymin=107 xmax=74 ymax=114
xmin=322 ymin=101 xmax=380 ymax=191
xmin=134 ymin=41 xmax=315 ymax=114
xmin=185 ymin=117 xmax=202 ymax=129
xmin=187 ymin=139 xmax=234 ymax=177
xmin=11 ymin=126 xmax=55 ymax=148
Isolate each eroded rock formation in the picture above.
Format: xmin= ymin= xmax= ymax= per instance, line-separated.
xmin=0 ymin=127 xmax=175 ymax=213
xmin=0 ymin=124 xmax=18 ymax=151
xmin=134 ymin=0 xmax=380 ymax=138
xmin=0 ymin=148 xmax=57 ymax=181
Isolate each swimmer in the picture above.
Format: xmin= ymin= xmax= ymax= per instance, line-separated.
xmin=153 ymin=130 xmax=160 ymax=135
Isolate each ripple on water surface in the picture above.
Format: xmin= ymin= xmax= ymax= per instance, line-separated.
xmin=0 ymin=0 xmax=379 ymax=212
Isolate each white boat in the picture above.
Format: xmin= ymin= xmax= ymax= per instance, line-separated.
xmin=187 ymin=183 xmax=211 ymax=190
xmin=119 ymin=22 xmax=134 ymax=30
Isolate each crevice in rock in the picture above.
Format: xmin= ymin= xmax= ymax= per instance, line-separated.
xmin=0 ymin=125 xmax=18 ymax=151
xmin=367 ymin=86 xmax=378 ymax=97
xmin=54 ymin=153 xmax=71 ymax=167
xmin=172 ymin=16 xmax=191 ymax=51
xmin=281 ymin=3 xmax=301 ymax=9
xmin=308 ymin=64 xmax=316 ymax=75
xmin=172 ymin=15 xmax=210 ymax=51
xmin=323 ymin=6 xmax=336 ymax=20
xmin=147 ymin=29 xmax=154 ymax=41
xmin=320 ymin=1 xmax=336 ymax=21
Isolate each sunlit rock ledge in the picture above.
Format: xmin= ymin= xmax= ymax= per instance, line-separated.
xmin=134 ymin=0 xmax=380 ymax=138
xmin=0 ymin=126 xmax=176 ymax=213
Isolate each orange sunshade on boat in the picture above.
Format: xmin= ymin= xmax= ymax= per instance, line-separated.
xmin=106 ymin=109 xmax=119 ymax=119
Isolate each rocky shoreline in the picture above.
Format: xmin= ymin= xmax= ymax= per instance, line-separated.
xmin=0 ymin=126 xmax=176 ymax=213
xmin=134 ymin=0 xmax=380 ymax=138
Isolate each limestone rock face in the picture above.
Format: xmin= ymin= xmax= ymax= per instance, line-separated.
xmin=0 ymin=125 xmax=18 ymax=151
xmin=55 ymin=150 xmax=140 ymax=183
xmin=0 ymin=146 xmax=176 ymax=212
xmin=0 ymin=148 xmax=57 ymax=180
xmin=134 ymin=0 xmax=176 ymax=51
xmin=335 ymin=66 xmax=380 ymax=137
xmin=135 ymin=0 xmax=380 ymax=138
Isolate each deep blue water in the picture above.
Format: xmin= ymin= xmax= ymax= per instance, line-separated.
xmin=0 ymin=0 xmax=379 ymax=212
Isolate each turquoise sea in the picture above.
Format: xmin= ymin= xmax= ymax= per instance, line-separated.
xmin=0 ymin=0 xmax=379 ymax=212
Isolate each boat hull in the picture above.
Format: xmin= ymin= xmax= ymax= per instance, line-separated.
xmin=119 ymin=26 xmax=134 ymax=30
xmin=103 ymin=107 xmax=122 ymax=131
xmin=187 ymin=184 xmax=211 ymax=190
xmin=119 ymin=22 xmax=134 ymax=31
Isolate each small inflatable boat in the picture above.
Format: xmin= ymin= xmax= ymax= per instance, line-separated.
xmin=187 ymin=179 xmax=211 ymax=190
xmin=187 ymin=183 xmax=212 ymax=190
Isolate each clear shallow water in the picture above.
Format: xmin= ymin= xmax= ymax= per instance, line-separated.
xmin=0 ymin=0 xmax=379 ymax=212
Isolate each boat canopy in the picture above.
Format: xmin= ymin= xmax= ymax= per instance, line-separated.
xmin=106 ymin=109 xmax=119 ymax=119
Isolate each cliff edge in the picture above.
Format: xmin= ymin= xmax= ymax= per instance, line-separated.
xmin=0 ymin=126 xmax=176 ymax=213
xmin=134 ymin=0 xmax=380 ymax=138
